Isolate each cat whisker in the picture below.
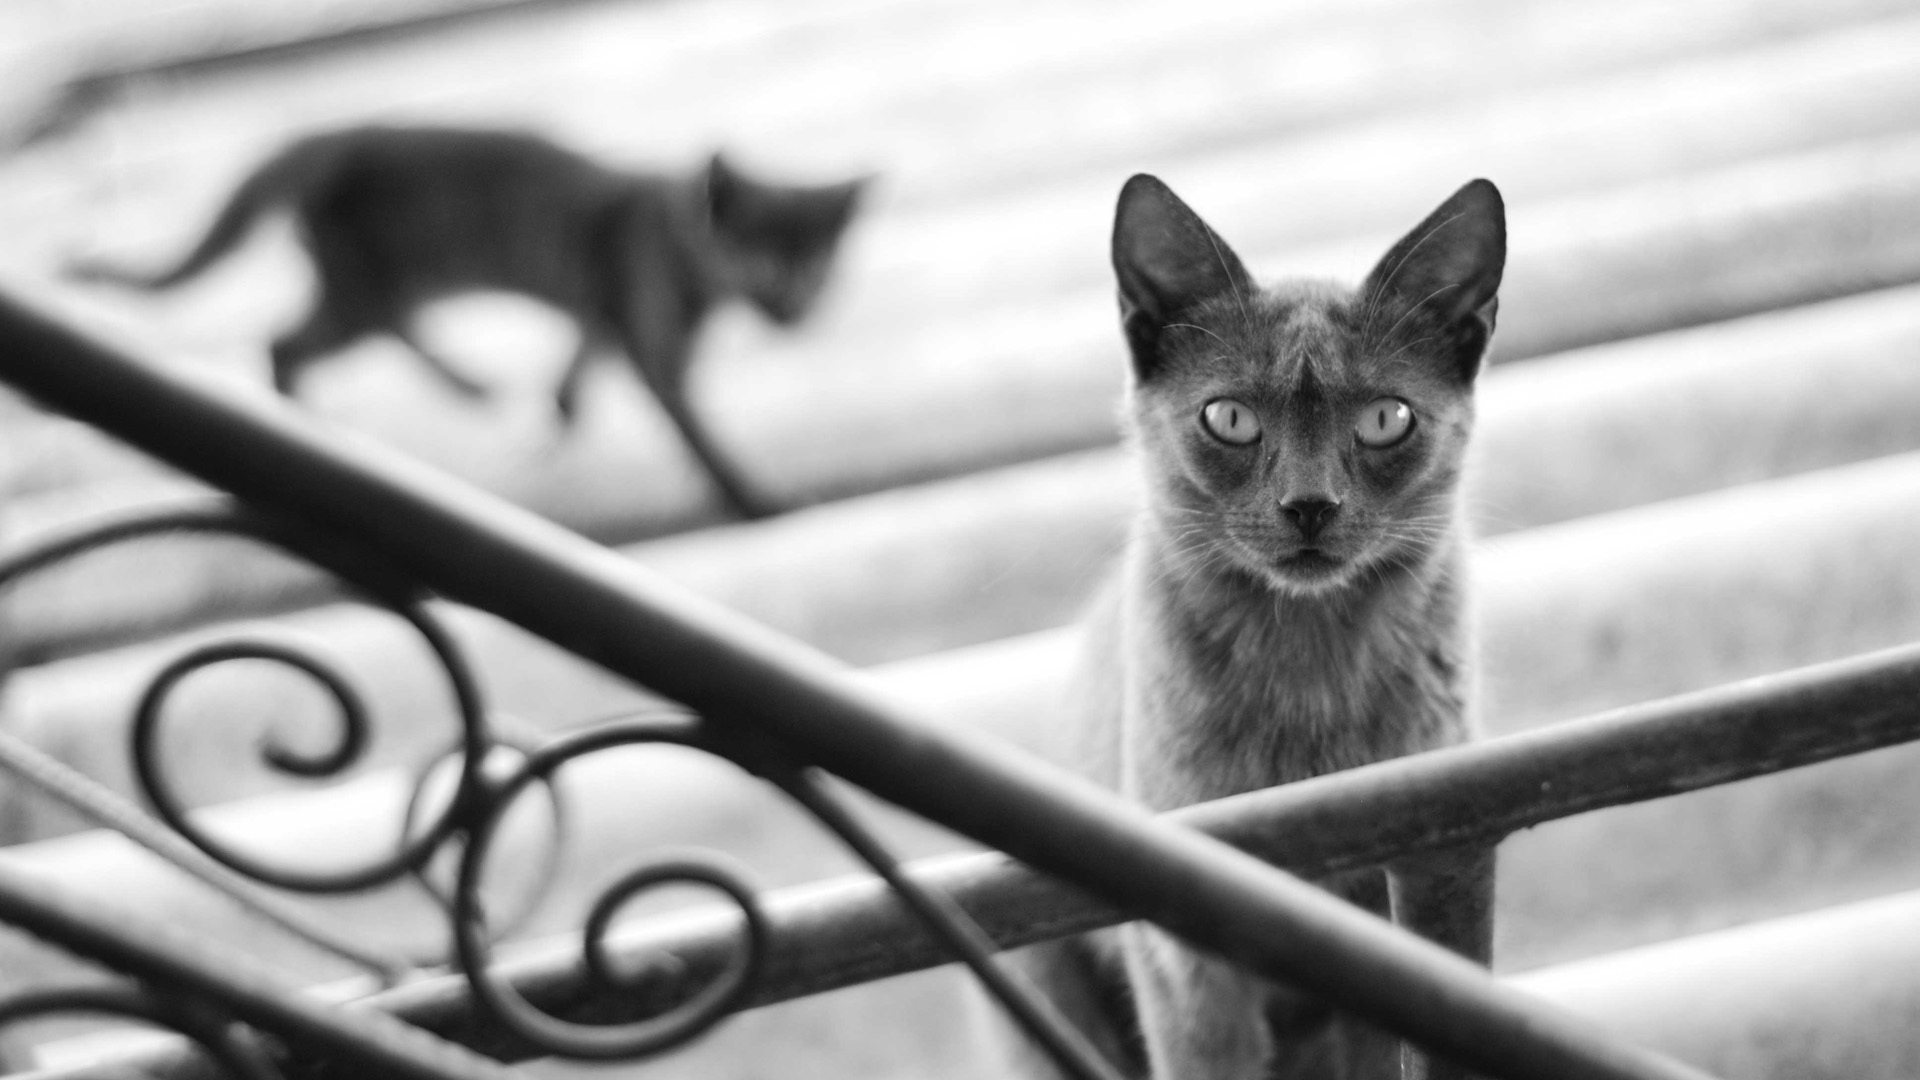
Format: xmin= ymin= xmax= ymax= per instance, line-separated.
xmin=1375 ymin=283 xmax=1460 ymax=356
xmin=1372 ymin=335 xmax=1436 ymax=371
xmin=1198 ymin=227 xmax=1254 ymax=334
xmin=1164 ymin=322 xmax=1230 ymax=349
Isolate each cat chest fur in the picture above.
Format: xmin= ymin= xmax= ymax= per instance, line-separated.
xmin=1117 ymin=535 xmax=1470 ymax=812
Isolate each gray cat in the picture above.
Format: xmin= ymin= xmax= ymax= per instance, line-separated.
xmin=71 ymin=125 xmax=869 ymax=518
xmin=996 ymin=174 xmax=1506 ymax=1080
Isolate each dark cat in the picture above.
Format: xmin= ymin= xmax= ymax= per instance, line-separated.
xmin=69 ymin=125 xmax=869 ymax=518
xmin=990 ymin=176 xmax=1505 ymax=1080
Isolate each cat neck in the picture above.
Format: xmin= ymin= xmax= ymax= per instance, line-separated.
xmin=1118 ymin=505 xmax=1470 ymax=802
xmin=603 ymin=173 xmax=731 ymax=302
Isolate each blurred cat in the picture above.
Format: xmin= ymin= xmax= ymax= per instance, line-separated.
xmin=71 ymin=125 xmax=869 ymax=518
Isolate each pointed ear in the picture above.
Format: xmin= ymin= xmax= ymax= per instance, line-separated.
xmin=826 ymin=173 xmax=872 ymax=225
xmin=1112 ymin=174 xmax=1251 ymax=324
xmin=840 ymin=171 xmax=876 ymax=204
xmin=705 ymin=152 xmax=743 ymax=222
xmin=1359 ymin=179 xmax=1506 ymax=379
xmin=1112 ymin=175 xmax=1251 ymax=378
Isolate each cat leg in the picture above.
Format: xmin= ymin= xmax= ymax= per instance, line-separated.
xmin=1124 ymin=924 xmax=1270 ymax=1080
xmin=611 ymin=314 xmax=777 ymax=518
xmin=1268 ymin=870 xmax=1403 ymax=1080
xmin=551 ymin=335 xmax=598 ymax=428
xmin=1386 ymin=845 xmax=1497 ymax=1080
xmin=653 ymin=386 xmax=777 ymax=518
xmin=979 ymin=933 xmax=1145 ymax=1080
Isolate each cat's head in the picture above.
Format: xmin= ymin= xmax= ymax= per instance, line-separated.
xmin=704 ymin=153 xmax=870 ymax=324
xmin=1112 ymin=174 xmax=1504 ymax=598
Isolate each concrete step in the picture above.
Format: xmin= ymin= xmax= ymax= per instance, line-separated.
xmin=29 ymin=9 xmax=1920 ymax=353
xmin=7 ymin=209 xmax=1920 ymax=665
xmin=1 ymin=0 xmax=536 ymax=148
xmin=832 ymin=11 xmax=1920 ymax=331
xmin=29 ymin=0 xmax=1907 ymax=255
xmin=1509 ymin=889 xmax=1920 ymax=1079
xmin=8 ymin=11 xmax=1918 ymax=503
xmin=17 ymin=21 xmax=1920 ymax=498
xmin=789 ymin=0 xmax=1920 ymax=210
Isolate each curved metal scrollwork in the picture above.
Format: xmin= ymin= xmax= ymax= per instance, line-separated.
xmin=3 ymin=500 xmax=495 ymax=898
xmin=130 ymin=603 xmax=490 ymax=895
xmin=453 ymin=716 xmax=769 ymax=1059
xmin=0 ymin=498 xmax=1123 ymax=1079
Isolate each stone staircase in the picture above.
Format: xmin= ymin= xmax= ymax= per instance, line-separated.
xmin=2 ymin=0 xmax=1919 ymax=1076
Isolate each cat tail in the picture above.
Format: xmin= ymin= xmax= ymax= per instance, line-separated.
xmin=66 ymin=134 xmax=341 ymax=291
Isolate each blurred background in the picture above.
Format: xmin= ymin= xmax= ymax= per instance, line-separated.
xmin=1 ymin=0 xmax=1920 ymax=1076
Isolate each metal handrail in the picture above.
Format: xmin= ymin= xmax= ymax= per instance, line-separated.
xmin=27 ymin=635 xmax=1920 ymax=1080
xmin=381 ymin=636 xmax=1920 ymax=1055
xmin=0 ymin=291 xmax=1709 ymax=1080
xmin=0 ymin=862 xmax=515 ymax=1080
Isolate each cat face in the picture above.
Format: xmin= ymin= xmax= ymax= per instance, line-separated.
xmin=706 ymin=155 xmax=869 ymax=324
xmin=1112 ymin=176 xmax=1505 ymax=597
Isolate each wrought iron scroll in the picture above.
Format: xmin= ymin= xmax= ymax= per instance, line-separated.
xmin=0 ymin=499 xmax=1124 ymax=1079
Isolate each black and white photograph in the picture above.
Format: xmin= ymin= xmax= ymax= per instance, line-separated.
xmin=0 ymin=1 xmax=1915 ymax=1077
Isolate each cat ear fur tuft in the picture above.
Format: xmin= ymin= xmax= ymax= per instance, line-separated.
xmin=1111 ymin=174 xmax=1252 ymax=325
xmin=1360 ymin=178 xmax=1506 ymax=337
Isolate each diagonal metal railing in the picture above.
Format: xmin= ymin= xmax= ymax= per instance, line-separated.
xmin=19 ymin=634 xmax=1920 ymax=1080
xmin=0 ymin=292 xmax=1729 ymax=1077
xmin=55 ymin=633 xmax=1903 ymax=1078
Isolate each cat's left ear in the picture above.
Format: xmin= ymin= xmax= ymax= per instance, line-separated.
xmin=1359 ymin=179 xmax=1506 ymax=383
xmin=822 ymin=173 xmax=873 ymax=227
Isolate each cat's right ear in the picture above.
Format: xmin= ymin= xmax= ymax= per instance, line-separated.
xmin=1112 ymin=174 xmax=1250 ymax=377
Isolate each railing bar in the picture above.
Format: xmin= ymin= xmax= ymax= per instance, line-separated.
xmin=0 ymin=725 xmax=410 ymax=983
xmin=0 ymin=292 xmax=1709 ymax=1080
xmin=0 ymin=984 xmax=287 ymax=1080
xmin=355 ymin=637 xmax=1920 ymax=1064
xmin=769 ymin=762 xmax=1129 ymax=1080
xmin=29 ymin=636 xmax=1920 ymax=1080
xmin=0 ymin=862 xmax=524 ymax=1080
xmin=1195 ymin=646 xmax=1920 ymax=871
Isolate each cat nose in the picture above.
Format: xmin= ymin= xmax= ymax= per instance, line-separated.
xmin=1281 ymin=497 xmax=1340 ymax=542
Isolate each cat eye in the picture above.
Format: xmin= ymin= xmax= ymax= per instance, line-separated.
xmin=1355 ymin=397 xmax=1415 ymax=448
xmin=1201 ymin=398 xmax=1261 ymax=445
